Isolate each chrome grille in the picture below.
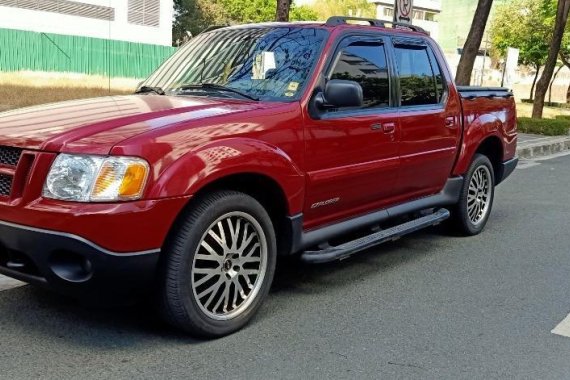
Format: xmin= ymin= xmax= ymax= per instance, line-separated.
xmin=0 ymin=146 xmax=22 ymax=167
xmin=0 ymin=174 xmax=12 ymax=197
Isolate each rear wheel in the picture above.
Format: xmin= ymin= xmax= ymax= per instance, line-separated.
xmin=451 ymin=154 xmax=495 ymax=236
xmin=158 ymin=191 xmax=276 ymax=338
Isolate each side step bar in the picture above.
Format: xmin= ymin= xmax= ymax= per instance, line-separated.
xmin=300 ymin=209 xmax=450 ymax=264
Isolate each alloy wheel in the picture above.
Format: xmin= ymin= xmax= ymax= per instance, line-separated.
xmin=191 ymin=211 xmax=268 ymax=321
xmin=467 ymin=165 xmax=492 ymax=225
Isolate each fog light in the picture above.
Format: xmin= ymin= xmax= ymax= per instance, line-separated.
xmin=49 ymin=251 xmax=93 ymax=283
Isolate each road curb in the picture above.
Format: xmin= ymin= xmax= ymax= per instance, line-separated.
xmin=517 ymin=136 xmax=570 ymax=159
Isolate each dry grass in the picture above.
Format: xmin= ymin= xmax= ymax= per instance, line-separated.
xmin=0 ymin=71 xmax=136 ymax=111
xmin=0 ymin=85 xmax=130 ymax=110
xmin=515 ymin=102 xmax=570 ymax=119
xmin=0 ymin=71 xmax=139 ymax=91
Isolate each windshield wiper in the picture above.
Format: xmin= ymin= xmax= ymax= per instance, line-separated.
xmin=135 ymin=86 xmax=165 ymax=95
xmin=178 ymin=83 xmax=259 ymax=101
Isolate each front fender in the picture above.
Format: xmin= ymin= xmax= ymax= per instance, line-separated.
xmin=453 ymin=114 xmax=503 ymax=176
xmin=146 ymin=138 xmax=305 ymax=214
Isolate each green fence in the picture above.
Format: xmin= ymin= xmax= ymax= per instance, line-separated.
xmin=0 ymin=28 xmax=176 ymax=78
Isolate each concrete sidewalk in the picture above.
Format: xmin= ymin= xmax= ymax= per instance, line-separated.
xmin=517 ymin=133 xmax=570 ymax=159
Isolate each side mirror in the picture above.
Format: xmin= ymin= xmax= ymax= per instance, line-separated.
xmin=315 ymin=79 xmax=363 ymax=109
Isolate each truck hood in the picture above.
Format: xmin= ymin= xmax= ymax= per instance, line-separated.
xmin=0 ymin=95 xmax=268 ymax=153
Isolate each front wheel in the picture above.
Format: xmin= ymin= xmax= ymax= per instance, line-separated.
xmin=451 ymin=154 xmax=495 ymax=236
xmin=158 ymin=191 xmax=276 ymax=338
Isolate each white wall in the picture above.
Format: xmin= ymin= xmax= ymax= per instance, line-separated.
xmin=0 ymin=0 xmax=173 ymax=46
xmin=410 ymin=0 xmax=441 ymax=12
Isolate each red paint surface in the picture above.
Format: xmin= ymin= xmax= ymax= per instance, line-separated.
xmin=0 ymin=23 xmax=517 ymax=253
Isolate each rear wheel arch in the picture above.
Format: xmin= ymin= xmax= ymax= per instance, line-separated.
xmin=474 ymin=135 xmax=503 ymax=180
xmin=453 ymin=115 xmax=505 ymax=176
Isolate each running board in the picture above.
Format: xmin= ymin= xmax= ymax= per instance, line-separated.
xmin=300 ymin=209 xmax=450 ymax=264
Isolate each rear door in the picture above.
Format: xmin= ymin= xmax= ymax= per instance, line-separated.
xmin=390 ymin=38 xmax=462 ymax=201
xmin=303 ymin=35 xmax=400 ymax=229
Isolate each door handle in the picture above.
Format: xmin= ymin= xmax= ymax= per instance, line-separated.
xmin=445 ymin=116 xmax=456 ymax=128
xmin=375 ymin=122 xmax=395 ymax=134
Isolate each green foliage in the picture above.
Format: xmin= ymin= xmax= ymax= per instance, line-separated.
xmin=173 ymin=0 xmax=318 ymax=43
xmin=489 ymin=0 xmax=554 ymax=69
xmin=491 ymin=0 xmax=570 ymax=69
xmin=290 ymin=5 xmax=319 ymax=21
xmin=559 ymin=11 xmax=570 ymax=67
xmin=517 ymin=116 xmax=570 ymax=135
xmin=310 ymin=0 xmax=376 ymax=20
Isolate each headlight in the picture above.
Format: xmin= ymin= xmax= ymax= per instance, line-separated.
xmin=43 ymin=154 xmax=150 ymax=202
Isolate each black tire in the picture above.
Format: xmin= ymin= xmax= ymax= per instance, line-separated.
xmin=157 ymin=190 xmax=277 ymax=338
xmin=450 ymin=153 xmax=495 ymax=236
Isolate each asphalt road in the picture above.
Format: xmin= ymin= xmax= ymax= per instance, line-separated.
xmin=1 ymin=153 xmax=570 ymax=379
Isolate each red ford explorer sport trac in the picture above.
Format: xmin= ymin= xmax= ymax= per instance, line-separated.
xmin=0 ymin=17 xmax=517 ymax=338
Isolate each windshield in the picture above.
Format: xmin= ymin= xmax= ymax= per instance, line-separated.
xmin=140 ymin=26 xmax=329 ymax=101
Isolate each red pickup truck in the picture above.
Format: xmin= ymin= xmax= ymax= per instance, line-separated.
xmin=0 ymin=17 xmax=517 ymax=337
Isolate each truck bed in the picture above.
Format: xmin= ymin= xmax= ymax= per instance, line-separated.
xmin=456 ymin=86 xmax=514 ymax=99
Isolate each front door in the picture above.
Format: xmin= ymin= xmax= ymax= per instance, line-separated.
xmin=303 ymin=36 xmax=400 ymax=230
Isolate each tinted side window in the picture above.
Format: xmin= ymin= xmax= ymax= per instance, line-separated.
xmin=330 ymin=43 xmax=390 ymax=109
xmin=428 ymin=48 xmax=446 ymax=102
xmin=394 ymin=45 xmax=443 ymax=106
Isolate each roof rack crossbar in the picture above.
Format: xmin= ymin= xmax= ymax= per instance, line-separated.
xmin=325 ymin=16 xmax=428 ymax=35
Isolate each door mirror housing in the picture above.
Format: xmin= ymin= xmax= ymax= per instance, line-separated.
xmin=315 ymin=79 xmax=363 ymax=109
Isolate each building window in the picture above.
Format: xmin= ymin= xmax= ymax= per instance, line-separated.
xmin=425 ymin=12 xmax=436 ymax=21
xmin=413 ymin=10 xmax=424 ymax=20
xmin=128 ymin=0 xmax=160 ymax=27
xmin=383 ymin=7 xmax=394 ymax=17
xmin=0 ymin=0 xmax=114 ymax=21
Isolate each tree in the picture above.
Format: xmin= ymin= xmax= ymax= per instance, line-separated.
xmin=173 ymin=0 xmax=225 ymax=42
xmin=455 ymin=0 xmax=494 ymax=86
xmin=490 ymin=0 xmax=551 ymax=100
xmin=290 ymin=5 xmax=319 ymax=21
xmin=532 ymin=0 xmax=570 ymax=118
xmin=276 ymin=0 xmax=291 ymax=21
xmin=558 ymin=24 xmax=570 ymax=102
xmin=309 ymin=0 xmax=376 ymax=20
xmin=173 ymin=0 xmax=317 ymax=43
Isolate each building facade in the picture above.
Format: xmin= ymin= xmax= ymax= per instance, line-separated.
xmin=369 ymin=0 xmax=441 ymax=41
xmin=0 ymin=0 xmax=175 ymax=78
xmin=0 ymin=0 xmax=173 ymax=46
xmin=438 ymin=0 xmax=507 ymax=53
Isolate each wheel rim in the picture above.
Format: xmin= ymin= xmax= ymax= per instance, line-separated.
xmin=467 ymin=165 xmax=492 ymax=226
xmin=191 ymin=211 xmax=268 ymax=321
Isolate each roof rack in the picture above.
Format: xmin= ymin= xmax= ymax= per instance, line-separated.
xmin=325 ymin=16 xmax=428 ymax=35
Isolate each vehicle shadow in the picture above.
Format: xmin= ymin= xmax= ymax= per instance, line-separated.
xmin=0 ymin=285 xmax=200 ymax=347
xmin=0 ymin=227 xmax=453 ymax=347
xmin=271 ymin=226 xmax=451 ymax=296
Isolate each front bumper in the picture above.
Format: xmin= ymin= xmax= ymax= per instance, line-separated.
xmin=0 ymin=220 xmax=160 ymax=299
